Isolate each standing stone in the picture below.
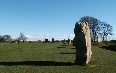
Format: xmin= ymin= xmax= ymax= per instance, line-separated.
xmin=73 ymin=37 xmax=76 ymax=46
xmin=67 ymin=38 xmax=70 ymax=44
xmin=74 ymin=22 xmax=92 ymax=65
xmin=63 ymin=39 xmax=66 ymax=44
xmin=52 ymin=38 xmax=55 ymax=43
xmin=45 ymin=39 xmax=48 ymax=43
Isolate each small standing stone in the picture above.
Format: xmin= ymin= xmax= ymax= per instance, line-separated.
xmin=45 ymin=39 xmax=48 ymax=43
xmin=67 ymin=38 xmax=70 ymax=44
xmin=52 ymin=38 xmax=55 ymax=43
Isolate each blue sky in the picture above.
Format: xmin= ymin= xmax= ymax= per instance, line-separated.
xmin=0 ymin=0 xmax=116 ymax=40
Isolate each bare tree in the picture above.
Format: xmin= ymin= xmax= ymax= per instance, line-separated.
xmin=19 ymin=33 xmax=27 ymax=43
xmin=3 ymin=35 xmax=11 ymax=42
xmin=0 ymin=35 xmax=12 ymax=43
xmin=0 ymin=35 xmax=5 ymax=43
xmin=100 ymin=22 xmax=113 ymax=41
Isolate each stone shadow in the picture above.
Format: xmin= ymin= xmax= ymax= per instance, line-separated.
xmin=0 ymin=61 xmax=74 ymax=66
xmin=60 ymin=44 xmax=67 ymax=46
xmin=100 ymin=45 xmax=116 ymax=52
xmin=71 ymin=48 xmax=76 ymax=49
xmin=57 ymin=47 xmax=66 ymax=48
xmin=57 ymin=44 xmax=68 ymax=48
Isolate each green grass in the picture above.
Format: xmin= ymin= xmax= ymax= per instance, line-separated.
xmin=0 ymin=43 xmax=116 ymax=73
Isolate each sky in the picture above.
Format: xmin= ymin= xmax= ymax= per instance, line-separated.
xmin=0 ymin=0 xmax=116 ymax=41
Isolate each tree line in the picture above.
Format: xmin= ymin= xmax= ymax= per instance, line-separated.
xmin=0 ymin=33 xmax=71 ymax=44
xmin=0 ymin=33 xmax=27 ymax=43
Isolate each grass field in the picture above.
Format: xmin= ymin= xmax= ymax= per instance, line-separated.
xmin=0 ymin=43 xmax=116 ymax=73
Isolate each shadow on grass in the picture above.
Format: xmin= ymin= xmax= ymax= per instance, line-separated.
xmin=60 ymin=44 xmax=67 ymax=46
xmin=100 ymin=45 xmax=116 ymax=52
xmin=0 ymin=61 xmax=75 ymax=66
xmin=71 ymin=48 xmax=76 ymax=49
xmin=57 ymin=47 xmax=66 ymax=48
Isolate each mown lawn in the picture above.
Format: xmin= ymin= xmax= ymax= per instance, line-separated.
xmin=0 ymin=43 xmax=116 ymax=73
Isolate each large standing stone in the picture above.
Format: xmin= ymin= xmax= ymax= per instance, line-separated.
xmin=74 ymin=22 xmax=92 ymax=65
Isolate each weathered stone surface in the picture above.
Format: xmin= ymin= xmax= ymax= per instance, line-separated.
xmin=74 ymin=22 xmax=92 ymax=65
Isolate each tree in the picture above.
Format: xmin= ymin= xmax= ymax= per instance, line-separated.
xmin=0 ymin=35 xmax=5 ymax=43
xmin=19 ymin=33 xmax=27 ymax=43
xmin=79 ymin=16 xmax=113 ymax=42
xmin=0 ymin=35 xmax=12 ymax=43
xmin=79 ymin=16 xmax=101 ymax=42
xmin=3 ymin=35 xmax=11 ymax=42
xmin=99 ymin=22 xmax=113 ymax=41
